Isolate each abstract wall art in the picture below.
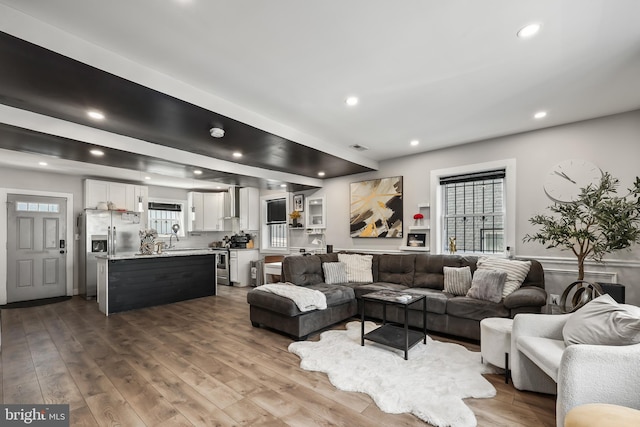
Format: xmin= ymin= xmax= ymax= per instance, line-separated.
xmin=350 ymin=176 xmax=403 ymax=238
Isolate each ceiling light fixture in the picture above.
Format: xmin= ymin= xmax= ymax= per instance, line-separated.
xmin=90 ymin=149 xmax=104 ymax=156
xmin=318 ymin=171 xmax=326 ymax=177
xmin=345 ymin=96 xmax=359 ymax=106
xmin=193 ymin=170 xmax=202 ymax=175
xmin=517 ymin=23 xmax=541 ymax=39
xmin=144 ymin=176 xmax=151 ymax=180
xmin=87 ymin=110 xmax=105 ymax=120
xmin=232 ymin=152 xmax=242 ymax=158
xmin=210 ymin=127 xmax=225 ymax=138
xmin=280 ymin=184 xmax=287 ymax=188
xmin=38 ymin=161 xmax=48 ymax=166
xmin=534 ymin=111 xmax=547 ymax=119
xmin=410 ymin=139 xmax=420 ymax=146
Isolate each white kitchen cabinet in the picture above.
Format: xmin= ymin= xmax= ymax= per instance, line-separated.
xmin=305 ymin=195 xmax=326 ymax=229
xmin=239 ymin=187 xmax=260 ymax=231
xmin=188 ymin=191 xmax=224 ymax=231
xmin=229 ymin=249 xmax=259 ymax=286
xmin=84 ymin=179 xmax=147 ymax=213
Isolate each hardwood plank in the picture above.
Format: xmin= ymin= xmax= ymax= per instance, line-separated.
xmin=0 ymin=286 xmax=557 ymax=427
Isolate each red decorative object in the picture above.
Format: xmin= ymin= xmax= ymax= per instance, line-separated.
xmin=413 ymin=213 xmax=424 ymax=220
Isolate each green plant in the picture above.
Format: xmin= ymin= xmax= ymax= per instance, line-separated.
xmin=523 ymin=172 xmax=640 ymax=280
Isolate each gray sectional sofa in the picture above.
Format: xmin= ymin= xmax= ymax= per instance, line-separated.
xmin=247 ymin=252 xmax=546 ymax=341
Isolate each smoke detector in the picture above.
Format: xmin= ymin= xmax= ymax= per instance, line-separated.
xmin=349 ymin=144 xmax=369 ymax=151
xmin=210 ymin=127 xmax=225 ymax=138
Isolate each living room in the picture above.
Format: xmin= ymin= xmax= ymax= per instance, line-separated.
xmin=1 ymin=2 xmax=640 ymax=426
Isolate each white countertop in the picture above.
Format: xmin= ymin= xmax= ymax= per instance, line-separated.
xmin=96 ymin=249 xmax=216 ymax=260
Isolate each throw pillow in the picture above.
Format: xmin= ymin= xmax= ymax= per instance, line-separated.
xmin=337 ymin=253 xmax=374 ymax=283
xmin=443 ymin=266 xmax=472 ymax=296
xmin=322 ymin=262 xmax=348 ymax=285
xmin=477 ymin=257 xmax=531 ymax=298
xmin=466 ymin=269 xmax=507 ymax=303
xmin=563 ymin=294 xmax=640 ymax=346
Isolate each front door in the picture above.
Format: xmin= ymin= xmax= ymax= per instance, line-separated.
xmin=6 ymin=194 xmax=67 ymax=303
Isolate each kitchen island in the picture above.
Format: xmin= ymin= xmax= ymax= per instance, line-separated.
xmin=97 ymin=250 xmax=216 ymax=315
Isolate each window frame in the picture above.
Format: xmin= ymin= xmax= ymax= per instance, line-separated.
xmin=260 ymin=192 xmax=290 ymax=253
xmin=430 ymin=159 xmax=516 ymax=256
xmin=147 ymin=197 xmax=187 ymax=237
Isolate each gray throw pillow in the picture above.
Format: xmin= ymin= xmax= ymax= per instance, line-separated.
xmin=466 ymin=269 xmax=507 ymax=303
xmin=443 ymin=266 xmax=472 ymax=296
xmin=563 ymin=294 xmax=640 ymax=346
xmin=322 ymin=262 xmax=349 ymax=285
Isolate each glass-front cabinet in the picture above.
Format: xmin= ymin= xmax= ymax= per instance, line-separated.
xmin=305 ymin=196 xmax=326 ymax=229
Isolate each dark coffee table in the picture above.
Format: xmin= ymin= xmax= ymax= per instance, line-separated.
xmin=360 ymin=290 xmax=427 ymax=360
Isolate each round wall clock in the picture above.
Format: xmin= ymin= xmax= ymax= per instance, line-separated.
xmin=543 ymin=159 xmax=602 ymax=202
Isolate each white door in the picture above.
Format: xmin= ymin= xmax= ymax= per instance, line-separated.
xmin=6 ymin=194 xmax=67 ymax=303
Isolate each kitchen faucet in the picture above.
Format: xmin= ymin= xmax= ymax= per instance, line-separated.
xmin=168 ymin=223 xmax=180 ymax=248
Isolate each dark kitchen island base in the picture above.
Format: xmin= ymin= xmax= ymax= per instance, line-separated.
xmin=97 ymin=252 xmax=216 ymax=315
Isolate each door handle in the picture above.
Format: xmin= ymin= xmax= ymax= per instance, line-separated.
xmin=60 ymin=250 xmax=66 ymax=254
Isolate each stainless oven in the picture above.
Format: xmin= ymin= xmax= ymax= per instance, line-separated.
xmin=214 ymin=249 xmax=230 ymax=285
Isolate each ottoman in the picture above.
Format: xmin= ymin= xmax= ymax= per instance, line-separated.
xmin=480 ymin=317 xmax=513 ymax=383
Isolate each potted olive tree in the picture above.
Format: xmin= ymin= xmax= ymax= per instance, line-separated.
xmin=523 ymin=172 xmax=640 ymax=309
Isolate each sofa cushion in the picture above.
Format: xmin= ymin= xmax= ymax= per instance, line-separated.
xmin=282 ymin=255 xmax=324 ymax=286
xmin=307 ymin=284 xmax=356 ymax=307
xmin=443 ymin=266 xmax=472 ymax=296
xmin=446 ymin=296 xmax=510 ymax=320
xmin=516 ymin=336 xmax=565 ymax=382
xmin=413 ymin=254 xmax=477 ymax=289
xmin=404 ymin=288 xmax=449 ymax=314
xmin=377 ymin=254 xmax=415 ymax=286
xmin=477 ymin=257 xmax=531 ymax=297
xmin=322 ymin=262 xmax=348 ymax=285
xmin=338 ymin=253 xmax=374 ymax=283
xmin=466 ymin=269 xmax=507 ymax=303
xmin=562 ymin=294 xmax=640 ymax=346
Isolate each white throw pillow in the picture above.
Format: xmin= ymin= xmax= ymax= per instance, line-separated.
xmin=443 ymin=266 xmax=472 ymax=296
xmin=477 ymin=257 xmax=531 ymax=298
xmin=337 ymin=253 xmax=373 ymax=283
xmin=322 ymin=262 xmax=348 ymax=285
xmin=563 ymin=294 xmax=640 ymax=346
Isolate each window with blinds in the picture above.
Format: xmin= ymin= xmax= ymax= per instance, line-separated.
xmin=266 ymin=198 xmax=287 ymax=249
xmin=148 ymin=202 xmax=183 ymax=235
xmin=440 ymin=169 xmax=505 ymax=254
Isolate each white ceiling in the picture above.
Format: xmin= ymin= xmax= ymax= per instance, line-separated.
xmin=1 ymin=0 xmax=640 ymax=184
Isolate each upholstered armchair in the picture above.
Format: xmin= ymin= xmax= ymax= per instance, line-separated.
xmin=511 ymin=311 xmax=640 ymax=427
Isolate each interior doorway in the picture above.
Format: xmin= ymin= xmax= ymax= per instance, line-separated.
xmin=6 ymin=194 xmax=67 ymax=303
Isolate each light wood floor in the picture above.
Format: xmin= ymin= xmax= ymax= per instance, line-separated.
xmin=1 ymin=286 xmax=556 ymax=426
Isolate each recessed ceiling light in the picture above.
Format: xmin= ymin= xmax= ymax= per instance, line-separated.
xmin=38 ymin=161 xmax=48 ymax=166
xmin=144 ymin=176 xmax=151 ymax=180
xmin=87 ymin=110 xmax=105 ymax=120
xmin=318 ymin=171 xmax=326 ymax=177
xmin=517 ymin=23 xmax=541 ymax=39
xmin=410 ymin=139 xmax=420 ymax=146
xmin=216 ymin=186 xmax=222 ymax=189
xmin=90 ymin=149 xmax=104 ymax=156
xmin=280 ymin=184 xmax=287 ymax=188
xmin=232 ymin=152 xmax=242 ymax=158
xmin=345 ymin=96 xmax=359 ymax=106
xmin=193 ymin=170 xmax=203 ymax=175
xmin=534 ymin=111 xmax=547 ymax=119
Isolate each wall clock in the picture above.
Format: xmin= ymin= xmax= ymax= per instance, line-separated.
xmin=543 ymin=159 xmax=602 ymax=202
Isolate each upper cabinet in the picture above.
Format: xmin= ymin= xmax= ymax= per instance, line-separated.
xmin=188 ymin=191 xmax=225 ymax=232
xmin=84 ymin=179 xmax=147 ymax=214
xmin=239 ymin=187 xmax=260 ymax=231
xmin=305 ymin=195 xmax=326 ymax=229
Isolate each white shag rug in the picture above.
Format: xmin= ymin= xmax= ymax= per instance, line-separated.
xmin=288 ymin=321 xmax=499 ymax=427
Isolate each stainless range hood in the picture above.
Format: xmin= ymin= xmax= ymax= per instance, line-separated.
xmin=224 ymin=186 xmax=240 ymax=219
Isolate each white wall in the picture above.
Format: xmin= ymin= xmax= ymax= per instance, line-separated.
xmin=320 ymin=109 xmax=640 ymax=305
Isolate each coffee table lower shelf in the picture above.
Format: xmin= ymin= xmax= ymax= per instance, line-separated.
xmin=364 ymin=324 xmax=425 ymax=353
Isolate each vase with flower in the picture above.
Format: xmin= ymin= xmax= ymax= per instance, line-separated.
xmin=413 ymin=213 xmax=424 ymax=226
xmin=289 ymin=210 xmax=302 ymax=227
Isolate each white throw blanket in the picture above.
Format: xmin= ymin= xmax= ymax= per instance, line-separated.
xmin=256 ymin=283 xmax=327 ymax=312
